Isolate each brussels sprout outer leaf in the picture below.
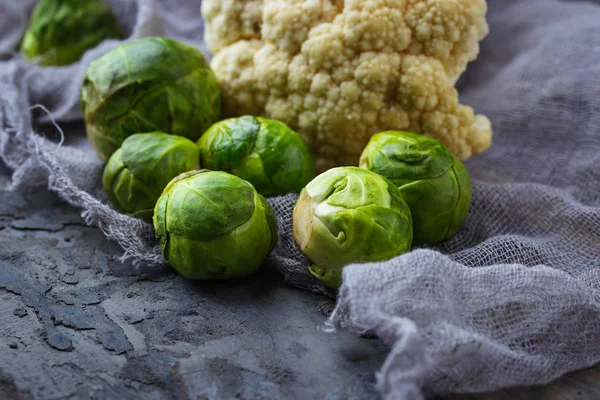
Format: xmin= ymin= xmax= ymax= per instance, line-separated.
xmin=306 ymin=205 xmax=412 ymax=289
xmin=308 ymin=264 xmax=342 ymax=290
xmin=87 ymin=123 xmax=123 ymax=163
xmin=360 ymin=131 xmax=472 ymax=245
xmin=448 ymin=155 xmax=473 ymax=238
xmin=81 ymin=37 xmax=221 ymax=160
xmin=293 ymin=167 xmax=413 ymax=289
xmin=259 ymin=195 xmax=279 ymax=252
xmin=398 ymin=172 xmax=457 ymax=245
xmin=102 ymin=148 xmax=126 ymax=210
xmin=154 ymin=187 xmax=170 ymax=254
xmin=103 ymin=148 xmax=158 ymax=218
xmin=359 ymin=131 xmax=453 ymax=186
xmin=83 ymin=38 xmax=210 ymax=104
xmin=166 ymin=67 xmax=222 ymax=139
xmin=162 ymin=171 xmax=255 ymax=242
xmin=121 ymin=132 xmax=200 ymax=190
xmin=198 ymin=116 xmax=260 ymax=170
xmin=102 ymin=132 xmax=200 ymax=221
xmin=254 ymin=117 xmax=316 ymax=196
xmin=304 ymin=167 xmax=392 ymax=208
xmin=232 ymin=153 xmax=271 ymax=196
xmin=197 ymin=116 xmax=270 ymax=192
xmin=292 ymin=189 xmax=314 ymax=252
xmin=153 ymin=170 xmax=277 ymax=280
xmin=197 ymin=116 xmax=316 ymax=197
xmin=109 ymin=168 xmax=160 ymax=216
xmin=162 ymin=200 xmax=273 ymax=279
xmin=21 ymin=0 xmax=124 ymax=66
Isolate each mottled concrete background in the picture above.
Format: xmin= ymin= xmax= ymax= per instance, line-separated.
xmin=0 ymin=161 xmax=390 ymax=399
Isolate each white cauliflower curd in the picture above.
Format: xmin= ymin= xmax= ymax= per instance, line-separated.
xmin=203 ymin=0 xmax=492 ymax=171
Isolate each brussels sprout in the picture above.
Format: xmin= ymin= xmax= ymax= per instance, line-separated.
xmin=197 ymin=116 xmax=316 ymax=197
xmin=103 ymin=132 xmax=200 ymax=221
xmin=359 ymin=131 xmax=472 ymax=246
xmin=81 ymin=37 xmax=221 ymax=161
xmin=20 ymin=0 xmax=124 ymax=66
xmin=292 ymin=167 xmax=413 ymax=289
xmin=154 ymin=170 xmax=278 ymax=280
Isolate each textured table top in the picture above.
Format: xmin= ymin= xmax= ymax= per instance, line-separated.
xmin=0 ymin=163 xmax=598 ymax=400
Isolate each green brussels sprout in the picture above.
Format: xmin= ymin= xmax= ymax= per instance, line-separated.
xmin=292 ymin=167 xmax=413 ymax=289
xmin=154 ymin=170 xmax=278 ymax=280
xmin=197 ymin=116 xmax=316 ymax=197
xmin=359 ymin=131 xmax=472 ymax=246
xmin=103 ymin=132 xmax=200 ymax=221
xmin=81 ymin=37 xmax=222 ymax=161
xmin=20 ymin=0 xmax=124 ymax=66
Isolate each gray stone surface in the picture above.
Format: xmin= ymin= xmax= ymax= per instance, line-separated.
xmin=0 ymin=162 xmax=388 ymax=400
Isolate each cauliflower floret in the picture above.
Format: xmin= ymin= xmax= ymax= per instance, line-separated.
xmin=341 ymin=0 xmax=412 ymax=52
xmin=210 ymin=40 xmax=266 ymax=116
xmin=205 ymin=0 xmax=492 ymax=171
xmin=404 ymin=0 xmax=489 ymax=82
xmin=262 ymin=0 xmax=339 ymax=53
xmin=202 ymin=0 xmax=264 ymax=53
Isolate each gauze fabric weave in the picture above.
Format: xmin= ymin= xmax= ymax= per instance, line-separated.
xmin=1 ymin=1 xmax=599 ymax=399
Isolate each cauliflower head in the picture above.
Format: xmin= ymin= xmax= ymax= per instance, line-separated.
xmin=203 ymin=0 xmax=492 ymax=171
